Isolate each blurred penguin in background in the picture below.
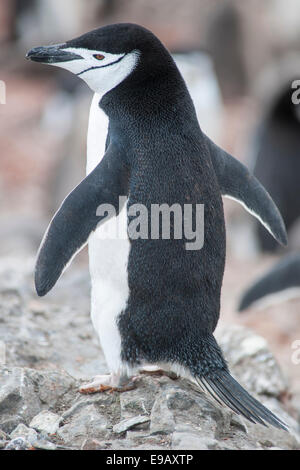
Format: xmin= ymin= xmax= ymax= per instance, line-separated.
xmin=239 ymin=253 xmax=300 ymax=312
xmin=205 ymin=1 xmax=248 ymax=101
xmin=253 ymin=83 xmax=300 ymax=252
xmin=238 ymin=58 xmax=300 ymax=311
xmin=249 ymin=62 xmax=300 ymax=252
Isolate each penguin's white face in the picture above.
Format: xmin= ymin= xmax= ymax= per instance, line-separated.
xmin=52 ymin=47 xmax=140 ymax=95
xmin=27 ymin=45 xmax=140 ymax=95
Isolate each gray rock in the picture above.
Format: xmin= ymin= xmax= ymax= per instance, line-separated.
xmin=81 ymin=438 xmax=106 ymax=450
xmin=5 ymin=437 xmax=32 ymax=450
xmin=217 ymin=325 xmax=288 ymax=397
xmin=57 ymin=404 xmax=110 ymax=447
xmin=133 ymin=444 xmax=167 ymax=450
xmin=0 ymin=429 xmax=8 ymax=440
xmin=25 ymin=368 xmax=77 ymax=407
xmin=0 ymin=361 xmax=299 ymax=450
xmin=164 ymin=381 xmax=221 ymax=434
xmin=172 ymin=432 xmax=217 ymax=450
xmin=150 ymin=389 xmax=176 ymax=435
xmin=29 ymin=410 xmax=62 ymax=435
xmin=166 ymin=389 xmax=196 ymax=411
xmin=32 ymin=439 xmax=57 ymax=450
xmin=230 ymin=414 xmax=248 ymax=433
xmin=113 ymin=415 xmax=150 ymax=434
xmin=0 ymin=367 xmax=42 ymax=433
xmin=0 ymin=440 xmax=7 ymax=449
xmin=10 ymin=423 xmax=38 ymax=444
xmin=120 ymin=376 xmax=157 ymax=420
xmin=62 ymin=392 xmax=118 ymax=420
xmin=0 ymin=366 xmax=76 ymax=433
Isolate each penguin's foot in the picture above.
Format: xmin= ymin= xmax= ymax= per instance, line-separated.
xmin=139 ymin=366 xmax=178 ymax=380
xmin=79 ymin=374 xmax=138 ymax=394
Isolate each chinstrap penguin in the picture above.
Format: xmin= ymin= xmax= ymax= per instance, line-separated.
xmin=27 ymin=23 xmax=288 ymax=429
xmin=252 ymin=85 xmax=300 ymax=252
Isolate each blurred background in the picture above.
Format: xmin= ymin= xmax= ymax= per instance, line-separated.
xmin=0 ymin=0 xmax=300 ymax=413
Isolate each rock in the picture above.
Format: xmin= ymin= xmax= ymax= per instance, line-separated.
xmin=81 ymin=438 xmax=106 ymax=450
xmin=113 ymin=415 xmax=150 ymax=434
xmin=217 ymin=325 xmax=288 ymax=397
xmin=150 ymin=389 xmax=176 ymax=435
xmin=32 ymin=439 xmax=57 ymax=450
xmin=1 ymin=345 xmax=299 ymax=451
xmin=172 ymin=432 xmax=217 ymax=450
xmin=0 ymin=360 xmax=299 ymax=450
xmin=120 ymin=376 xmax=157 ymax=420
xmin=0 ymin=429 xmax=8 ymax=448
xmin=5 ymin=437 xmax=32 ymax=450
xmin=230 ymin=414 xmax=248 ymax=433
xmin=166 ymin=389 xmax=196 ymax=411
xmin=132 ymin=444 xmax=167 ymax=450
xmin=10 ymin=423 xmax=38 ymax=444
xmin=61 ymin=391 xmax=120 ymax=423
xmin=0 ymin=440 xmax=7 ymax=449
xmin=8 ymin=424 xmax=57 ymax=451
xmin=29 ymin=410 xmax=62 ymax=435
xmin=26 ymin=368 xmax=77 ymax=408
xmin=57 ymin=404 xmax=110 ymax=447
xmin=0 ymin=367 xmax=42 ymax=433
xmin=0 ymin=366 xmax=76 ymax=433
xmin=0 ymin=429 xmax=8 ymax=440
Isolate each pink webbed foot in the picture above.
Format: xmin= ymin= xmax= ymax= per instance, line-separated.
xmin=79 ymin=374 xmax=138 ymax=394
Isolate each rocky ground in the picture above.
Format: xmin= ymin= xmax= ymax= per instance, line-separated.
xmin=0 ymin=252 xmax=300 ymax=451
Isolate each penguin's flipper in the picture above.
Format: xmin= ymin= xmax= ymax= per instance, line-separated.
xmin=35 ymin=144 xmax=129 ymax=297
xmin=238 ymin=254 xmax=300 ymax=311
xmin=205 ymin=135 xmax=288 ymax=247
xmin=197 ymin=369 xmax=287 ymax=430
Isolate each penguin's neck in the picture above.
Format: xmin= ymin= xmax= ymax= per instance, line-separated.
xmin=99 ymin=67 xmax=194 ymax=127
xmin=87 ymin=70 xmax=201 ymax=169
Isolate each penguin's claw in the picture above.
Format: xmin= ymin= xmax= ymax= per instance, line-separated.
xmin=79 ymin=384 xmax=113 ymax=394
xmin=79 ymin=383 xmax=137 ymax=394
xmin=79 ymin=374 xmax=138 ymax=394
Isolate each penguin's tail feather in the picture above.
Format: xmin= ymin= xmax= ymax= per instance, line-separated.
xmin=195 ymin=369 xmax=288 ymax=431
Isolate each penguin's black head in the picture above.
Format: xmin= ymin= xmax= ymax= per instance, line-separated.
xmin=26 ymin=23 xmax=173 ymax=95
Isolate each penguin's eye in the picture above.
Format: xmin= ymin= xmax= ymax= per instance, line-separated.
xmin=94 ymin=54 xmax=105 ymax=60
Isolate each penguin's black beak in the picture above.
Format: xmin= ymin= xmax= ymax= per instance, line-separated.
xmin=26 ymin=44 xmax=83 ymax=64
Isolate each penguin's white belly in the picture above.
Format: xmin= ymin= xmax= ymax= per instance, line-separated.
xmin=87 ymin=93 xmax=129 ymax=373
xmin=89 ymin=225 xmax=129 ymax=372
